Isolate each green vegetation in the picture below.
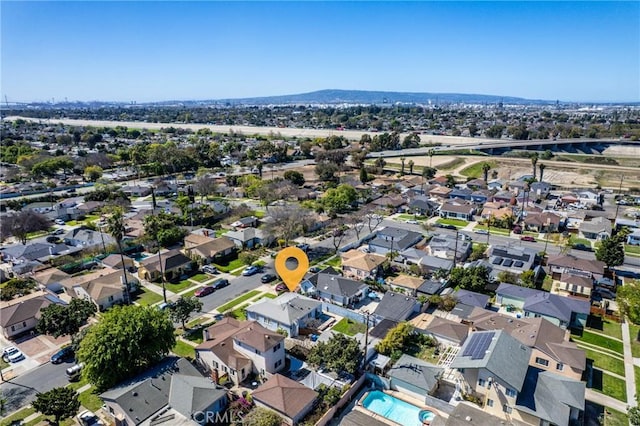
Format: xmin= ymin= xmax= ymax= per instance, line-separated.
xmin=229 ymin=304 xmax=249 ymax=320
xmin=131 ymin=286 xmax=163 ymax=306
xmin=572 ymin=331 xmax=623 ymax=354
xmin=436 ymin=157 xmax=466 ymax=170
xmin=582 ymin=348 xmax=625 ymax=376
xmin=172 ymin=340 xmax=196 ymax=359
xmin=603 ymin=408 xmax=629 ymax=426
xmin=254 ymin=293 xmax=278 ymax=302
xmin=0 ymin=407 xmax=38 ymax=426
xmin=625 ymin=244 xmax=640 ymax=256
xmin=77 ymin=387 xmax=103 ymax=411
xmin=332 ymin=318 xmax=367 ymax=336
xmin=636 ymin=366 xmax=640 ymax=397
xmin=587 ymin=318 xmax=622 ymax=340
xmin=190 ymin=273 xmax=211 ymax=283
xmin=164 ymin=279 xmax=197 ymax=294
xmin=217 ymin=290 xmax=261 ymax=312
xmin=436 ymin=218 xmax=469 ymax=227
xmin=459 ymin=160 xmax=497 ymax=178
xmin=598 ymin=374 xmax=627 ymax=402
xmin=325 ymin=257 xmax=342 ymax=268
xmin=571 ymin=237 xmax=592 ymax=247
xmin=629 ymin=323 xmax=640 ymax=358
xmin=473 ymin=225 xmax=511 ymax=236
xmin=214 ymin=258 xmax=244 ymax=273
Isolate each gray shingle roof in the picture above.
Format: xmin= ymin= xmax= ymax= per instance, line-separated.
xmin=389 ymin=354 xmax=443 ymax=393
xmin=246 ymin=293 xmax=321 ymax=326
xmin=373 ymin=292 xmax=418 ymax=322
xmin=310 ymin=273 xmax=367 ymax=299
xmin=451 ymin=330 xmax=531 ymax=391
xmin=168 ymin=374 xmax=226 ymax=417
xmin=497 ymin=283 xmax=591 ymax=322
xmin=454 ymin=289 xmax=489 ymax=308
xmin=369 ymin=227 xmax=423 ymax=251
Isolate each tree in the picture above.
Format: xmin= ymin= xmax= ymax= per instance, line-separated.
xmin=445 ymin=174 xmax=456 ymax=188
xmin=307 ymin=333 xmax=361 ymax=374
xmin=497 ymin=271 xmax=518 ymax=285
xmin=617 ymin=280 xmax=640 ymax=325
xmin=77 ymin=305 xmax=175 ymax=390
xmin=400 ymin=157 xmax=406 ymax=175
xmin=375 ymin=322 xmax=413 ymax=356
xmin=538 ymin=163 xmax=546 ymax=183
xmin=315 ymin=161 xmax=339 ymax=183
xmin=629 ymin=405 xmax=640 ymax=426
xmin=328 ymin=220 xmax=348 ymax=253
xmin=262 ymin=205 xmax=314 ymax=246
xmin=103 ymin=206 xmax=132 ymax=301
xmin=83 ymin=165 xmax=103 ymax=182
xmin=448 ymin=266 xmax=491 ymax=293
xmin=175 ymin=194 xmax=192 ymax=217
xmin=365 ymin=211 xmax=385 ymax=233
xmin=359 ymin=167 xmax=369 ymax=183
xmin=32 ymin=387 xmax=79 ymax=425
xmin=428 ymin=149 xmax=435 ymax=167
xmin=530 ymin=153 xmax=538 ymax=180
xmin=595 ymin=233 xmax=626 ymax=269
xmin=169 ymin=296 xmax=203 ymax=330
xmin=283 ymin=170 xmax=305 ymax=186
xmin=37 ymin=298 xmax=97 ymax=339
xmin=193 ymin=175 xmax=217 ymax=202
xmin=481 ymin=163 xmax=491 ymax=183
xmin=321 ymin=184 xmax=357 ymax=215
xmin=0 ymin=210 xmax=51 ymax=245
xmin=239 ymin=251 xmax=260 ymax=265
xmin=422 ymin=167 xmax=436 ymax=180
xmin=242 ymin=407 xmax=283 ymax=426
xmin=407 ymin=159 xmax=415 ymax=175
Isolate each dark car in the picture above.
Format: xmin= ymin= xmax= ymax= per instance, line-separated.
xmin=242 ymin=265 xmax=262 ymax=276
xmin=46 ymin=236 xmax=61 ymax=244
xmin=51 ymin=346 xmax=74 ymax=364
xmin=194 ymin=286 xmax=215 ymax=297
xmin=275 ymin=283 xmax=288 ymax=292
xmin=211 ymin=279 xmax=230 ymax=290
xmin=573 ymin=243 xmax=593 ymax=252
xmin=261 ymin=274 xmax=276 ymax=283
xmin=520 ymin=236 xmax=536 ymax=242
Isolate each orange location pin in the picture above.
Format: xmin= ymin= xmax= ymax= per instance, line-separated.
xmin=275 ymin=247 xmax=309 ymax=292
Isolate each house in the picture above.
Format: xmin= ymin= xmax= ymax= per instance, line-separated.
xmin=465 ymin=178 xmax=487 ymax=190
xmin=551 ymin=273 xmax=593 ymax=299
xmin=367 ymin=227 xmax=423 ymax=255
xmin=388 ymin=354 xmax=443 ymax=401
xmin=67 ymin=201 xmax=105 ymax=220
xmin=195 ymin=318 xmax=285 ymax=386
xmin=32 ymin=267 xmax=70 ymax=293
xmin=439 ymin=202 xmax=475 ymax=221
xmin=495 ymin=283 xmax=590 ymax=329
xmin=492 ymin=190 xmax=515 ymax=203
xmin=410 ymin=314 xmax=469 ymax=347
xmin=480 ymin=205 xmax=513 ymax=221
xmin=245 ymin=293 xmax=322 ymax=338
xmin=304 ymin=270 xmax=368 ymax=307
xmin=418 ymin=255 xmax=454 ymax=274
xmin=101 ymin=357 xmax=227 ymax=426
xmin=373 ymin=292 xmax=420 ymax=322
xmin=252 ymin=374 xmax=318 ymax=426
xmin=62 ymin=227 xmax=114 ymax=248
xmin=340 ymin=249 xmax=386 ymax=280
xmin=230 ymin=216 xmax=259 ymax=229
xmin=487 ymin=179 xmax=504 ymax=191
xmin=529 ymin=182 xmax=552 ymax=199
xmin=121 ymin=185 xmax=152 ymax=197
xmin=371 ymin=195 xmax=406 ymax=213
xmin=487 ymin=245 xmax=538 ymax=279
xmin=470 ymin=189 xmax=492 ymax=204
xmin=389 ymin=274 xmax=427 ymax=296
xmin=225 ymin=227 xmax=271 ymax=249
xmin=578 ymin=216 xmax=612 ymax=241
xmin=60 ymin=267 xmax=137 ymax=311
xmin=428 ymin=186 xmax=452 ymax=199
xmin=100 ymin=254 xmax=135 ymax=272
xmin=1 ymin=242 xmax=71 ymax=263
xmin=547 ymin=254 xmax=605 ymax=280
xmin=628 ymin=228 xmax=640 ymax=246
xmin=184 ymin=234 xmax=236 ymax=263
xmin=426 ymin=233 xmax=472 ymax=262
xmin=523 ymin=211 xmax=562 ymax=233
xmin=577 ymin=190 xmax=600 ymax=207
xmin=0 ymin=293 xmax=66 ymax=339
xmin=448 ymin=188 xmax=473 ymax=201
xmin=416 ymin=279 xmax=444 ymax=297
xmin=407 ymin=196 xmax=439 ymax=216
xmin=454 ymin=289 xmax=490 ymax=309
xmin=470 ymin=312 xmax=586 ymax=380
xmin=138 ymin=249 xmax=193 ymax=282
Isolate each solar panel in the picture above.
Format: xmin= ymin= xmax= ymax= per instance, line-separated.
xmin=462 ymin=332 xmax=495 ymax=359
xmin=503 ymin=259 xmax=513 ymax=267
xmin=514 ymin=261 xmax=524 ymax=268
xmin=492 ymin=257 xmax=503 ymax=265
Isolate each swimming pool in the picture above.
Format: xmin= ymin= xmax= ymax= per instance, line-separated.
xmin=361 ymin=390 xmax=435 ymax=426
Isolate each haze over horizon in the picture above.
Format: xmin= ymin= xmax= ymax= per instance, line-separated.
xmin=2 ymin=1 xmax=639 ymax=104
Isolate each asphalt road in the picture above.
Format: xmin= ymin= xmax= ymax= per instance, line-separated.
xmin=0 ymin=358 xmax=75 ymax=413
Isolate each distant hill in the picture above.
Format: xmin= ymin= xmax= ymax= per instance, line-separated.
xmin=213 ymin=89 xmax=555 ymax=106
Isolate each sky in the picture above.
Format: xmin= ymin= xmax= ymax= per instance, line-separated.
xmin=2 ymin=1 xmax=639 ymax=103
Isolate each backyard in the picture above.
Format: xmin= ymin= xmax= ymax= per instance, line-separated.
xmin=332 ymin=318 xmax=367 ymax=336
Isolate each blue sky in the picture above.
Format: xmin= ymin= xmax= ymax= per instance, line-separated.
xmin=2 ymin=1 xmax=639 ymax=103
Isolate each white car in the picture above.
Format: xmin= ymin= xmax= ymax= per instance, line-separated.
xmin=77 ymin=410 xmax=105 ymax=426
xmin=474 ymin=229 xmax=489 ymax=235
xmin=54 ymin=219 xmax=66 ymax=225
xmin=406 ymin=220 xmax=419 ymax=225
xmin=3 ymin=346 xmax=25 ymax=363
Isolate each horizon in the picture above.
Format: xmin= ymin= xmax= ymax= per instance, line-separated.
xmin=2 ymin=1 xmax=639 ymax=103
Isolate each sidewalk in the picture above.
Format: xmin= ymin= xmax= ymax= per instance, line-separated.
xmin=585 ymin=389 xmax=628 ymax=413
xmin=621 ymin=320 xmax=638 ymax=407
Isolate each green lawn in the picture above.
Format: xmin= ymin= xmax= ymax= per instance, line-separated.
xmin=583 ymin=348 xmax=626 ymax=376
xmin=459 ymin=160 xmax=497 ymax=178
xmin=473 ymin=225 xmax=511 ymax=236
xmin=164 ymin=279 xmax=197 ymax=294
xmin=26 ymin=229 xmax=50 ymax=240
xmin=229 ymin=304 xmax=249 ymax=320
xmin=332 ymin=318 xmax=367 ymax=336
xmin=217 ymin=290 xmax=261 ymax=312
xmin=630 ymin=323 xmax=640 ymax=358
xmin=172 ymin=340 xmax=196 ymax=358
xmin=254 ymin=293 xmax=278 ymax=302
xmin=0 ymin=407 xmax=37 ymax=426
xmin=636 ymin=366 xmax=640 ymax=397
xmin=398 ymin=214 xmax=427 ymax=221
xmin=572 ymin=238 xmax=592 ymax=247
xmin=214 ymin=258 xmax=244 ymax=273
xmin=190 ymin=273 xmax=211 ymax=283
xmin=325 ymin=256 xmax=342 ymax=268
xmin=0 ymin=357 xmax=9 ymax=369
xmin=625 ymin=244 xmax=640 ymax=256
xmin=572 ymin=331 xmax=623 ymax=354
xmin=587 ymin=318 xmax=622 ymax=340
xmin=78 ymin=387 xmax=103 ymax=411
xmin=215 ymin=229 xmax=229 ymax=237
xmin=252 ymin=210 xmax=266 ymax=218
xmin=132 ymin=286 xmax=163 ymax=306
xmin=436 ymin=218 xmax=469 ymax=228
xmin=597 ymin=374 xmax=627 ymax=402
xmin=603 ymin=408 xmax=629 ymax=426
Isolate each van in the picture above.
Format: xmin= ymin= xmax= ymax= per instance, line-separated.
xmin=66 ymin=363 xmax=84 ymax=381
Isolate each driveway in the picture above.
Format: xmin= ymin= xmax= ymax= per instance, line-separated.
xmin=1 ymin=333 xmax=69 ymax=380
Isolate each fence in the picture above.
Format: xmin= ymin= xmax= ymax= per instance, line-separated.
xmin=322 ymin=302 xmax=380 ymax=326
xmin=314 ymin=374 xmax=367 ymax=426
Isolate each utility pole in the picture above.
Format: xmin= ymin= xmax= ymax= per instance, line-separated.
xmin=453 ymin=229 xmax=459 ymax=269
xmin=152 ymin=185 xmax=168 ymax=304
xmin=361 ymin=311 xmax=371 ymax=371
xmin=614 ymin=175 xmax=624 ymax=226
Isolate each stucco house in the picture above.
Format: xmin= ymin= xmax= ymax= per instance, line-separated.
xmin=340 ymin=249 xmax=386 ymax=280
xmin=245 ymin=293 xmax=322 ymax=338
xmin=183 ymin=233 xmax=236 ymax=264
xmin=439 ymin=202 xmax=475 ymax=221
xmin=303 ymin=269 xmax=369 ymax=307
xmin=252 ymin=374 xmax=318 ymax=426
xmin=138 ymin=249 xmax=193 ymax=282
xmin=1 ymin=293 xmax=66 ymax=339
xmin=578 ymin=217 xmax=612 ymax=241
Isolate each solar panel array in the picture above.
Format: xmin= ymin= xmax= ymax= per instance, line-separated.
xmin=462 ymin=332 xmax=495 ymax=360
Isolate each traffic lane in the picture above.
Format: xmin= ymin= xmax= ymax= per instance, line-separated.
xmin=1 ymin=359 xmax=74 ymax=413
xmin=198 ymin=262 xmax=275 ymax=313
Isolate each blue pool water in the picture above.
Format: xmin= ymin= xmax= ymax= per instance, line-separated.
xmin=362 ymin=390 xmax=434 ymax=426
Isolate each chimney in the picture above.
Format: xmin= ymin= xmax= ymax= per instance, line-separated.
xmin=204 ymin=328 xmax=210 ymax=341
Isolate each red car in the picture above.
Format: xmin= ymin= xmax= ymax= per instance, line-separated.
xmin=194 ymin=286 xmax=215 ymax=297
xmin=520 ymin=236 xmax=536 ymax=242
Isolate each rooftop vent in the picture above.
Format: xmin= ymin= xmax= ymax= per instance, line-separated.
xmin=465 ymin=416 xmax=472 ymax=422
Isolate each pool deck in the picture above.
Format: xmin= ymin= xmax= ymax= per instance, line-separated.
xmin=355 ymin=389 xmax=442 ymax=426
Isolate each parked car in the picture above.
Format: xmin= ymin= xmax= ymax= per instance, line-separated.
xmin=66 ymin=363 xmax=84 ymax=381
xmin=440 ymin=224 xmax=457 ymax=230
xmin=211 ymin=278 xmax=230 ymax=290
xmin=406 ymin=220 xmax=419 ymax=225
xmin=261 ymin=274 xmax=277 ymax=283
xmin=2 ymin=346 xmax=24 ymax=363
xmin=275 ymin=283 xmax=288 ymax=292
xmin=573 ymin=243 xmax=593 ymax=252
xmin=512 ymin=227 xmax=523 ymax=234
xmin=157 ymin=302 xmax=176 ymax=311
xmin=594 ymin=289 xmax=616 ymax=300
xmin=242 ymin=265 xmax=261 ymax=276
xmin=77 ymin=410 xmax=105 ymax=426
xmin=474 ymin=229 xmax=489 ymax=235
xmin=520 ymin=236 xmax=536 ymax=242
xmin=202 ymin=265 xmax=218 ymax=274
xmin=194 ymin=286 xmax=215 ymax=297
xmin=46 ymin=236 xmax=61 ymax=244
xmin=52 ymin=228 xmax=65 ymax=235
xmin=51 ymin=346 xmax=74 ymax=364
xmin=54 ymin=219 xmax=66 ymax=225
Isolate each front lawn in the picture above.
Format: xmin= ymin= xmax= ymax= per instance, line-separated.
xmin=436 ymin=218 xmax=469 ymax=228
xmin=217 ymin=290 xmax=261 ymax=312
xmin=229 ymin=304 xmax=249 ymax=320
xmin=131 ymin=286 xmax=163 ymax=306
xmin=332 ymin=318 xmax=367 ymax=336
xmin=325 ymin=257 xmax=342 ymax=268
xmin=630 ymin=323 xmax=640 ymax=358
xmin=625 ymin=244 xmax=640 ymax=256
xmin=583 ymin=348 xmax=625 ymax=376
xmin=78 ymin=387 xmax=103 ymax=411
xmin=473 ymin=225 xmax=511 ymax=236
xmin=214 ymin=258 xmax=244 ymax=273
xmin=0 ymin=407 xmax=37 ymax=426
xmin=181 ymin=287 xmax=200 ymax=298
xmin=0 ymin=357 xmax=9 ymax=369
xmin=595 ymin=374 xmax=627 ymax=402
xmin=398 ymin=214 xmax=427 ymax=221
xmin=572 ymin=330 xmax=623 ymax=354
xmin=164 ymin=279 xmax=197 ymax=294
xmin=603 ymin=408 xmax=629 ymax=426
xmin=172 ymin=340 xmax=196 ymax=359
xmin=572 ymin=238 xmax=592 ymax=247
xmin=586 ymin=316 xmax=622 ymax=340
xmin=190 ymin=273 xmax=211 ymax=283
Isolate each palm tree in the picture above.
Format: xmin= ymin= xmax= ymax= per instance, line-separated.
xmin=400 ymin=157 xmax=406 ymax=176
xmin=538 ymin=163 xmax=546 ymax=183
xmin=103 ymin=206 xmax=131 ymax=303
xmin=407 ymin=159 xmax=415 ymax=175
xmin=481 ymin=163 xmax=491 ymax=183
xmin=428 ymin=149 xmax=435 ymax=168
xmin=530 ymin=154 xmax=539 ymax=180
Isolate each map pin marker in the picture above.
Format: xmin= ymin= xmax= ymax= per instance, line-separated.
xmin=275 ymin=246 xmax=309 ymax=292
